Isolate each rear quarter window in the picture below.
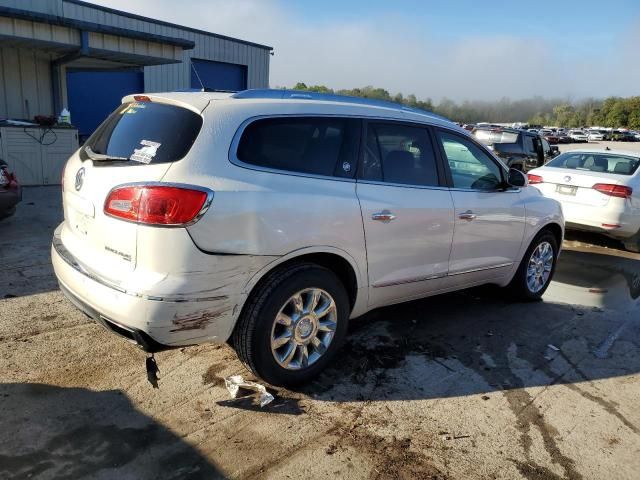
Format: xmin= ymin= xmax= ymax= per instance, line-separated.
xmin=83 ymin=102 xmax=203 ymax=164
xmin=236 ymin=117 xmax=360 ymax=178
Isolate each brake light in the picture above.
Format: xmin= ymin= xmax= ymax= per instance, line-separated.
xmin=133 ymin=95 xmax=151 ymax=102
xmin=104 ymin=185 xmax=211 ymax=225
xmin=0 ymin=166 xmax=16 ymax=187
xmin=592 ymin=183 xmax=632 ymax=199
xmin=527 ymin=174 xmax=544 ymax=184
xmin=0 ymin=167 xmax=8 ymax=187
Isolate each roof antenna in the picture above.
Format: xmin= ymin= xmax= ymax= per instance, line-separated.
xmin=190 ymin=61 xmax=205 ymax=92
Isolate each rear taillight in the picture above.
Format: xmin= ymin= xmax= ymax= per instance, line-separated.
xmin=104 ymin=185 xmax=212 ymax=226
xmin=0 ymin=166 xmax=16 ymax=187
xmin=527 ymin=174 xmax=544 ymax=184
xmin=592 ymin=183 xmax=632 ymax=199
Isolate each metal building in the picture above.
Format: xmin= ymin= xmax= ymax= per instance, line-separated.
xmin=0 ymin=0 xmax=272 ymax=138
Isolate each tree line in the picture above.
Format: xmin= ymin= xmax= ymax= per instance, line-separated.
xmin=290 ymin=83 xmax=640 ymax=129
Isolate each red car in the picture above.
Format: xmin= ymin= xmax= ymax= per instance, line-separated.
xmin=0 ymin=159 xmax=21 ymax=220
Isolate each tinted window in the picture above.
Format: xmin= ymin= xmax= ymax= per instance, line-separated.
xmin=523 ymin=135 xmax=536 ymax=155
xmin=547 ymin=152 xmax=640 ymax=175
xmin=83 ymin=102 xmax=203 ymax=164
xmin=361 ymin=123 xmax=439 ymax=187
xmin=438 ymin=131 xmax=503 ymax=190
xmin=237 ymin=117 xmax=359 ymax=178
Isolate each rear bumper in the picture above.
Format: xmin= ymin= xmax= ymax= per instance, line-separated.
xmin=52 ymin=225 xmax=246 ymax=350
xmin=561 ymin=204 xmax=639 ymax=239
xmin=58 ymin=281 xmax=170 ymax=352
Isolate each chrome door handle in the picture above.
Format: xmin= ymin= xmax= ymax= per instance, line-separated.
xmin=458 ymin=211 xmax=476 ymax=221
xmin=372 ymin=211 xmax=396 ymax=222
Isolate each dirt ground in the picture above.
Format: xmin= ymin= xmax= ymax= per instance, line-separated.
xmin=1 ymin=180 xmax=639 ymax=480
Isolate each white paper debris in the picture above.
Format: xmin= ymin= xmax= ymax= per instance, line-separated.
xmin=130 ymin=140 xmax=161 ymax=164
xmin=225 ymin=375 xmax=274 ymax=407
xmin=547 ymin=344 xmax=560 ymax=351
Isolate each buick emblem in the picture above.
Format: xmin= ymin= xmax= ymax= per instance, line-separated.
xmin=74 ymin=167 xmax=85 ymax=191
xmin=563 ymin=175 xmax=572 ymax=183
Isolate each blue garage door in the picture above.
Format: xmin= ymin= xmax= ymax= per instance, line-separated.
xmin=191 ymin=59 xmax=247 ymax=92
xmin=66 ymin=70 xmax=144 ymax=138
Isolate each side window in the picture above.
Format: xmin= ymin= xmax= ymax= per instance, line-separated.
xmin=236 ymin=117 xmax=359 ymax=178
xmin=361 ymin=123 xmax=439 ymax=187
xmin=437 ymin=131 xmax=503 ymax=191
xmin=523 ymin=135 xmax=536 ymax=155
xmin=542 ymin=138 xmax=551 ymax=155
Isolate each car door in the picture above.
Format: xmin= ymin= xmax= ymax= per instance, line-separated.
xmin=356 ymin=121 xmax=455 ymax=308
xmin=434 ymin=129 xmax=526 ymax=285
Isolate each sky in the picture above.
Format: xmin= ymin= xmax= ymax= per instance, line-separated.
xmin=89 ymin=0 xmax=640 ymax=102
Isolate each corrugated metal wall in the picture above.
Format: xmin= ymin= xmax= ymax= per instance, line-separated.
xmin=61 ymin=1 xmax=271 ymax=92
xmin=0 ymin=47 xmax=55 ymax=119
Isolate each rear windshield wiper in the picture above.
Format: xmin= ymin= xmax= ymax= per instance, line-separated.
xmin=84 ymin=146 xmax=129 ymax=162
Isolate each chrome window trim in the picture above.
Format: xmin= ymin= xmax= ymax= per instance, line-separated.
xmin=357 ymin=179 xmax=521 ymax=194
xmin=228 ymin=113 xmax=457 ymax=184
xmin=228 ymin=114 xmax=521 ymax=193
xmin=228 ymin=114 xmax=362 ymax=183
xmin=102 ymin=182 xmax=214 ymax=228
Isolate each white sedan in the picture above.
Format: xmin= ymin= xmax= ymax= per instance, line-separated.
xmin=568 ymin=130 xmax=589 ymax=142
xmin=587 ymin=131 xmax=605 ymax=142
xmin=528 ymin=149 xmax=640 ymax=252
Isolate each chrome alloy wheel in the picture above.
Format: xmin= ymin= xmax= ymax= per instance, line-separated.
xmin=526 ymin=241 xmax=554 ymax=293
xmin=270 ymin=288 xmax=338 ymax=370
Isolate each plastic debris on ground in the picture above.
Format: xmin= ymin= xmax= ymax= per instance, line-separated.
xmin=225 ymin=375 xmax=274 ymax=407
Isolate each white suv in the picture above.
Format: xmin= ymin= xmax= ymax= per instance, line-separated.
xmin=52 ymin=90 xmax=564 ymax=386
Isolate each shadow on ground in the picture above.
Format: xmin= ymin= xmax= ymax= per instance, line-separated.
xmin=292 ymin=245 xmax=639 ymax=408
xmin=0 ymin=383 xmax=224 ymax=480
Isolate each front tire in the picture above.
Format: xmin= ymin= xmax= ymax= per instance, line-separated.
xmin=232 ymin=263 xmax=350 ymax=387
xmin=506 ymin=230 xmax=558 ymax=301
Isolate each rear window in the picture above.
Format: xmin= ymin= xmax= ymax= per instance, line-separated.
xmin=547 ymin=152 xmax=640 ymax=175
xmin=473 ymin=129 xmax=519 ymax=146
xmin=236 ymin=117 xmax=360 ymax=178
xmin=82 ymin=102 xmax=203 ymax=164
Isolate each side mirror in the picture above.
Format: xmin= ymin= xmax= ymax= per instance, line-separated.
xmin=507 ymin=168 xmax=527 ymax=187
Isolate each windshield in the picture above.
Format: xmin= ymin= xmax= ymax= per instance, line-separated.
xmin=81 ymin=102 xmax=203 ymax=164
xmin=546 ymin=152 xmax=640 ymax=175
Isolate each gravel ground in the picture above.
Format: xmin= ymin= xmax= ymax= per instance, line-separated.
xmin=1 ymin=185 xmax=639 ymax=480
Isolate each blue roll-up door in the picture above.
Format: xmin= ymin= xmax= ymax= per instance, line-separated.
xmin=66 ymin=70 xmax=144 ymax=138
xmin=191 ymin=59 xmax=247 ymax=92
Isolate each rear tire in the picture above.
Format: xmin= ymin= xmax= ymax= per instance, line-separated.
xmin=506 ymin=230 xmax=558 ymax=301
xmin=232 ymin=263 xmax=350 ymax=387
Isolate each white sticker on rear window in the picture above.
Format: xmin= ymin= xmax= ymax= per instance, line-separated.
xmin=130 ymin=140 xmax=161 ymax=164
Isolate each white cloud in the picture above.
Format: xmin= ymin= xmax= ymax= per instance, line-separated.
xmin=89 ymin=0 xmax=640 ymax=101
